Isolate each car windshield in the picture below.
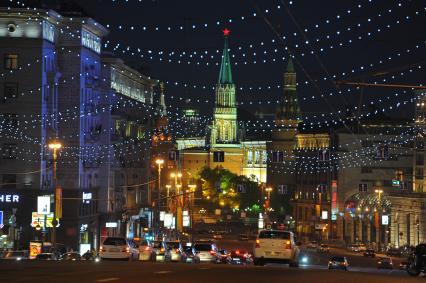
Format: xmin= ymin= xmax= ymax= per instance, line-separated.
xmin=331 ymin=257 xmax=345 ymax=262
xmin=167 ymin=242 xmax=180 ymax=249
xmin=381 ymin=258 xmax=391 ymax=262
xmin=194 ymin=244 xmax=212 ymax=251
xmin=103 ymin=237 xmax=127 ymax=246
xmin=184 ymin=247 xmax=193 ymax=253
xmin=259 ymin=231 xmax=290 ymax=239
xmin=153 ymin=241 xmax=163 ymax=248
xmin=140 ymin=240 xmax=149 ymax=246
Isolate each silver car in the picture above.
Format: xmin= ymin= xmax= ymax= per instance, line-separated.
xmin=193 ymin=242 xmax=220 ymax=263
xmin=166 ymin=241 xmax=186 ymax=262
xmin=152 ymin=241 xmax=169 ymax=262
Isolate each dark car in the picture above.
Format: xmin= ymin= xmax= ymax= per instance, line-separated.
xmin=328 ymin=256 xmax=348 ymax=271
xmin=363 ymin=249 xmax=376 ymax=257
xmin=377 ymin=257 xmax=393 ymax=269
xmin=229 ymin=250 xmax=253 ymax=265
xmin=35 ymin=253 xmax=57 ymax=261
xmin=238 ymin=234 xmax=249 ymax=241
xmin=60 ymin=252 xmax=82 ymax=261
xmin=399 ymin=261 xmax=408 ymax=270
xmin=218 ymin=249 xmax=231 ymax=264
xmin=183 ymin=246 xmax=200 ymax=263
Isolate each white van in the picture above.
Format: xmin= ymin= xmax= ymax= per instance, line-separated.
xmin=253 ymin=230 xmax=299 ymax=266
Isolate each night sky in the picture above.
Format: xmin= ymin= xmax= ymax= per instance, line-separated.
xmin=35 ymin=1 xmax=426 ymax=121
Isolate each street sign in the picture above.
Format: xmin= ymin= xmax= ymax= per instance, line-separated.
xmin=0 ymin=211 xmax=3 ymax=229
xmin=392 ymin=180 xmax=401 ymax=187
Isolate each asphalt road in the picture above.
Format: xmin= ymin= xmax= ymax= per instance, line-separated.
xmin=0 ymin=260 xmax=423 ymax=283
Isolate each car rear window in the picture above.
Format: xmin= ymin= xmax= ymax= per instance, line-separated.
xmin=194 ymin=244 xmax=212 ymax=251
xmin=331 ymin=257 xmax=345 ymax=262
xmin=103 ymin=237 xmax=127 ymax=246
xmin=258 ymin=231 xmax=290 ymax=239
xmin=153 ymin=241 xmax=163 ymax=248
xmin=167 ymin=242 xmax=180 ymax=249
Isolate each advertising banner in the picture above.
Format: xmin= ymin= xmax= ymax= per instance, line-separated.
xmin=37 ymin=196 xmax=51 ymax=215
xmin=29 ymin=242 xmax=42 ymax=259
xmin=31 ymin=212 xmax=59 ymax=228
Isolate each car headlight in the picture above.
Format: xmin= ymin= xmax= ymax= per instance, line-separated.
xmin=16 ymin=257 xmax=22 ymax=261
xmin=301 ymin=256 xmax=308 ymax=263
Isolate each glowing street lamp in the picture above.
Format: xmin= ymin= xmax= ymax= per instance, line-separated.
xmin=155 ymin=158 xmax=164 ymax=235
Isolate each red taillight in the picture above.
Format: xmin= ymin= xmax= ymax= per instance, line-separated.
xmin=235 ymin=250 xmax=240 ymax=255
xmin=255 ymin=239 xmax=260 ymax=248
xmin=122 ymin=247 xmax=130 ymax=253
xmin=210 ymin=250 xmax=216 ymax=255
xmin=100 ymin=246 xmax=105 ymax=252
xmin=285 ymin=240 xmax=291 ymax=249
xmin=176 ymin=249 xmax=180 ymax=253
xmin=160 ymin=248 xmax=165 ymax=252
xmin=144 ymin=246 xmax=150 ymax=251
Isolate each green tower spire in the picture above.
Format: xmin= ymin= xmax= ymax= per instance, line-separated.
xmin=218 ymin=28 xmax=233 ymax=85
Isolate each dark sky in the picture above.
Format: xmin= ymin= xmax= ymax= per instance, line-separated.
xmin=69 ymin=0 xmax=425 ymax=121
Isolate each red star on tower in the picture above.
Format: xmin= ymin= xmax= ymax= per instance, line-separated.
xmin=223 ymin=28 xmax=231 ymax=37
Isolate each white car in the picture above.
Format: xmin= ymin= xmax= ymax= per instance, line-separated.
xmin=193 ymin=242 xmax=220 ymax=263
xmin=253 ymin=230 xmax=299 ymax=266
xmin=99 ymin=237 xmax=139 ymax=260
xmin=138 ymin=240 xmax=154 ymax=261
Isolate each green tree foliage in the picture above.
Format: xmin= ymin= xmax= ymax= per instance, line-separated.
xmin=196 ymin=167 xmax=261 ymax=216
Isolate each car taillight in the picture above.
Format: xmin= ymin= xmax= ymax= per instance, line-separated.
xmin=100 ymin=246 xmax=105 ymax=252
xmin=160 ymin=248 xmax=165 ymax=252
xmin=122 ymin=247 xmax=130 ymax=253
xmin=285 ymin=240 xmax=291 ymax=249
xmin=210 ymin=250 xmax=216 ymax=255
xmin=235 ymin=250 xmax=240 ymax=255
xmin=144 ymin=246 xmax=150 ymax=251
xmin=255 ymin=239 xmax=260 ymax=248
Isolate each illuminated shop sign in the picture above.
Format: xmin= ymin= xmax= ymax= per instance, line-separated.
xmin=82 ymin=29 xmax=101 ymax=54
xmin=0 ymin=194 xmax=19 ymax=203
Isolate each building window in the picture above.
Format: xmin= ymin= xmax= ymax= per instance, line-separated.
xmin=3 ymin=83 xmax=18 ymax=102
xmin=416 ymin=168 xmax=424 ymax=180
xmin=247 ymin=151 xmax=253 ymax=164
xmin=376 ymin=145 xmax=389 ymax=159
xmin=2 ymin=143 xmax=17 ymax=159
xmin=4 ymin=54 xmax=18 ymax=70
xmin=272 ymin=151 xmax=284 ymax=163
xmin=254 ymin=150 xmax=260 ymax=164
xmin=416 ymin=154 xmax=424 ymax=166
xmin=213 ymin=151 xmax=225 ymax=162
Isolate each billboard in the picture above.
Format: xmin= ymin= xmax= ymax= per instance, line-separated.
xmin=37 ymin=196 xmax=51 ymax=215
xmin=382 ymin=215 xmax=389 ymax=225
xmin=164 ymin=213 xmax=173 ymax=228
xmin=31 ymin=212 xmax=59 ymax=228
xmin=29 ymin=242 xmax=42 ymax=259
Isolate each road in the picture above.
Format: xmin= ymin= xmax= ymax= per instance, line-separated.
xmin=0 ymin=260 xmax=423 ymax=283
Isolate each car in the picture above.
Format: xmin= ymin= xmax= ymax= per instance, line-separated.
xmin=386 ymin=248 xmax=402 ymax=257
xmin=138 ymin=240 xmax=154 ymax=261
xmin=363 ymin=249 xmax=376 ymax=257
xmin=399 ymin=261 xmax=408 ymax=270
xmin=253 ymin=230 xmax=300 ymax=267
xmin=99 ymin=237 xmax=139 ymax=260
xmin=193 ymin=241 xmax=220 ymax=263
xmin=307 ymin=241 xmax=318 ymax=250
xmin=2 ymin=250 xmax=29 ymax=261
xmin=152 ymin=241 xmax=169 ymax=262
xmin=213 ymin=233 xmax=223 ymax=240
xmin=229 ymin=250 xmax=252 ymax=265
xmin=238 ymin=234 xmax=249 ymax=241
xmin=328 ymin=256 xmax=349 ymax=270
xmin=377 ymin=257 xmax=393 ymax=269
xmin=218 ymin=249 xmax=231 ymax=264
xmin=60 ymin=252 xmax=82 ymax=261
xmin=35 ymin=253 xmax=58 ymax=261
xmin=166 ymin=241 xmax=187 ymax=262
xmin=317 ymin=244 xmax=330 ymax=253
xmin=183 ymin=246 xmax=200 ymax=263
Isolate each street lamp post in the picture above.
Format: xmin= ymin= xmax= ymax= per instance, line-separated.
xmin=48 ymin=141 xmax=62 ymax=248
xmin=265 ymin=187 xmax=272 ymax=226
xmin=155 ymin=159 xmax=164 ymax=237
xmin=170 ymin=172 xmax=183 ymax=233
xmin=375 ymin=189 xmax=383 ymax=250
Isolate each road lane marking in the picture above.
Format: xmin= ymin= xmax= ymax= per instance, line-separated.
xmin=96 ymin=278 xmax=120 ymax=282
xmin=154 ymin=271 xmax=172 ymax=274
